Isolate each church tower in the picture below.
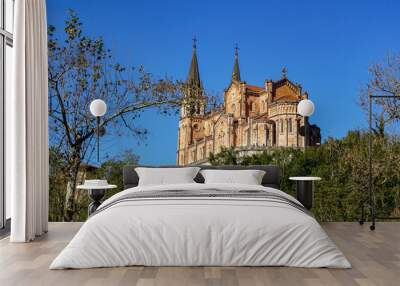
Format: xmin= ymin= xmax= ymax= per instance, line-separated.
xmin=180 ymin=37 xmax=205 ymax=118
xmin=224 ymin=45 xmax=247 ymax=118
xmin=177 ymin=38 xmax=206 ymax=165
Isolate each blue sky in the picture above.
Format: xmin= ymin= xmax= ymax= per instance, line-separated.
xmin=47 ymin=0 xmax=400 ymax=164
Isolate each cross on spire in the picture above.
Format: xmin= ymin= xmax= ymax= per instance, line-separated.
xmin=234 ymin=43 xmax=239 ymax=57
xmin=282 ymin=66 xmax=287 ymax=78
xmin=192 ymin=36 xmax=197 ymax=50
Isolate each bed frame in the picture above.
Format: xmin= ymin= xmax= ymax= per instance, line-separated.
xmin=123 ymin=165 xmax=281 ymax=190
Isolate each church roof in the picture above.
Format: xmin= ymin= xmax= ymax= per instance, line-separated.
xmin=274 ymin=93 xmax=299 ymax=101
xmin=272 ymin=76 xmax=302 ymax=101
xmin=245 ymin=85 xmax=264 ymax=93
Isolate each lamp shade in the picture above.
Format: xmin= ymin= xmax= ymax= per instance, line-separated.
xmin=90 ymin=99 xmax=107 ymax=117
xmin=297 ymin=99 xmax=315 ymax=117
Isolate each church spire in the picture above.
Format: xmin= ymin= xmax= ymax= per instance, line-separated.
xmin=187 ymin=36 xmax=202 ymax=89
xmin=231 ymin=44 xmax=241 ymax=82
xmin=181 ymin=37 xmax=205 ymax=118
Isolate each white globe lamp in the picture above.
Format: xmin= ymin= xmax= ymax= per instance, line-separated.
xmin=90 ymin=99 xmax=107 ymax=117
xmin=297 ymin=99 xmax=315 ymax=117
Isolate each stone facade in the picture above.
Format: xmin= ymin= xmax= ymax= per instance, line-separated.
xmin=177 ymin=43 xmax=319 ymax=166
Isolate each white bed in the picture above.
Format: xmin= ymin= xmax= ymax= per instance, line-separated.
xmin=50 ymin=183 xmax=351 ymax=269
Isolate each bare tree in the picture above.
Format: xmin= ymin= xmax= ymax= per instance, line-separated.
xmin=48 ymin=10 xmax=185 ymax=221
xmin=360 ymin=52 xmax=400 ymax=136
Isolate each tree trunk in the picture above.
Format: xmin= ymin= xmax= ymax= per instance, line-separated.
xmin=64 ymin=179 xmax=76 ymax=221
xmin=63 ymin=154 xmax=81 ymax=221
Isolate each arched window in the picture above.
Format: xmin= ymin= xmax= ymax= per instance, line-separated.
xmin=220 ymin=132 xmax=225 ymax=144
xmin=288 ymin=118 xmax=293 ymax=133
xmin=231 ymin=103 xmax=236 ymax=114
xmin=280 ymin=119 xmax=284 ymax=133
xmin=265 ymin=127 xmax=269 ymax=146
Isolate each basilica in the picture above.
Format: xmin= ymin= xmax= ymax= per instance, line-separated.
xmin=177 ymin=41 xmax=320 ymax=165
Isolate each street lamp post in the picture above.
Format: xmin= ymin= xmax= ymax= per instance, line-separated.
xmin=359 ymin=94 xmax=400 ymax=231
xmin=90 ymin=99 xmax=107 ymax=162
xmin=297 ymin=99 xmax=315 ymax=153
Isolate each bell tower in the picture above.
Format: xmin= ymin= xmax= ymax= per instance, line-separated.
xmin=180 ymin=37 xmax=205 ymax=118
xmin=177 ymin=38 xmax=206 ymax=165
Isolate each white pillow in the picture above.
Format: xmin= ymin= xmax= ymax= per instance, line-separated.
xmin=200 ymin=169 xmax=265 ymax=185
xmin=135 ymin=167 xmax=200 ymax=186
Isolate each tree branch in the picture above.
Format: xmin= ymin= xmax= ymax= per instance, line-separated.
xmin=53 ymin=81 xmax=74 ymax=146
xmin=77 ymin=98 xmax=180 ymax=144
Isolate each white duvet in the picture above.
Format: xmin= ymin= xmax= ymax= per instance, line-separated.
xmin=50 ymin=183 xmax=351 ymax=269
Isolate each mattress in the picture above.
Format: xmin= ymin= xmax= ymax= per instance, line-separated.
xmin=50 ymin=183 xmax=351 ymax=269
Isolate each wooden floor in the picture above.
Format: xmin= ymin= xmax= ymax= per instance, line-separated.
xmin=0 ymin=222 xmax=399 ymax=286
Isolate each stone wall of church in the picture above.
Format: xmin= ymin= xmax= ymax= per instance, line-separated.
xmin=269 ymin=103 xmax=304 ymax=148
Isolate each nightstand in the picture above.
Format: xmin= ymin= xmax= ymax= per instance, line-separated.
xmin=77 ymin=181 xmax=117 ymax=216
xmin=289 ymin=177 xmax=321 ymax=210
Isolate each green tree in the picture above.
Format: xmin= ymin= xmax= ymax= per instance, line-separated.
xmin=48 ymin=148 xmax=68 ymax=222
xmin=95 ymin=150 xmax=139 ymax=195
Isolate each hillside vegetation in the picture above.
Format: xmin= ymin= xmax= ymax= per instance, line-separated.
xmin=210 ymin=131 xmax=400 ymax=222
